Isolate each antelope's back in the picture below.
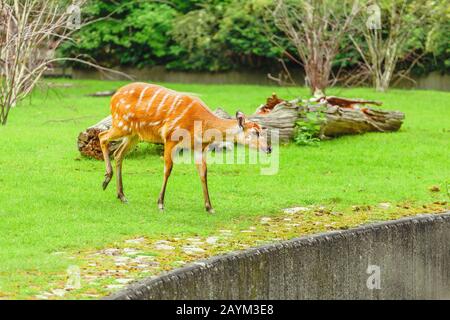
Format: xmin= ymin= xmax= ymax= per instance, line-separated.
xmin=109 ymin=82 xmax=204 ymax=142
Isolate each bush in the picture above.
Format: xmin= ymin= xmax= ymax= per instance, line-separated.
xmin=217 ymin=0 xmax=284 ymax=68
xmin=60 ymin=1 xmax=178 ymax=68
xmin=59 ymin=0 xmax=449 ymax=75
xmin=168 ymin=2 xmax=229 ymax=71
xmin=294 ymin=109 xmax=326 ymax=147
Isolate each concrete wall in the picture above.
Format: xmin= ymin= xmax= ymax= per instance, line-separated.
xmin=108 ymin=213 xmax=450 ymax=300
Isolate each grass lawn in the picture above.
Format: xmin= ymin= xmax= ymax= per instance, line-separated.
xmin=0 ymin=79 xmax=448 ymax=299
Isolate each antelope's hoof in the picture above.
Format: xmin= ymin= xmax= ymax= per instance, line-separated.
xmin=118 ymin=194 xmax=128 ymax=204
xmin=158 ymin=203 xmax=164 ymax=212
xmin=206 ymin=207 xmax=215 ymax=214
xmin=102 ymin=174 xmax=112 ymax=190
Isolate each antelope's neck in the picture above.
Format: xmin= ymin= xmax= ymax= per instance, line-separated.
xmin=203 ymin=113 xmax=239 ymax=136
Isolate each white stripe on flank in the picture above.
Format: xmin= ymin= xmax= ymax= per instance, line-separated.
xmin=155 ymin=93 xmax=171 ymax=113
xmin=146 ymin=88 xmax=163 ymax=112
xmin=167 ymin=95 xmax=182 ymax=115
xmin=147 ymin=121 xmax=161 ymax=126
xmin=137 ymin=86 xmax=151 ymax=107
xmin=167 ymin=100 xmax=195 ymax=132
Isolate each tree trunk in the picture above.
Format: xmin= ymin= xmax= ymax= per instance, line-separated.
xmin=305 ymin=65 xmax=329 ymax=97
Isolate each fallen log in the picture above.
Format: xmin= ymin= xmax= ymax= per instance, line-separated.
xmin=77 ymin=95 xmax=404 ymax=159
xmin=77 ymin=116 xmax=121 ymax=160
xmin=254 ymin=96 xmax=404 ymax=140
xmin=318 ymin=105 xmax=405 ymax=137
xmin=250 ymin=99 xmax=300 ymax=142
xmin=297 ymin=97 xmax=404 ymax=137
xmin=208 ymin=102 xmax=299 ymax=144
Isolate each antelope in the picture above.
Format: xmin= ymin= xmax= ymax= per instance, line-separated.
xmin=99 ymin=82 xmax=272 ymax=213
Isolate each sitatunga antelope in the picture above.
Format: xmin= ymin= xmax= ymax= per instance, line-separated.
xmin=99 ymin=82 xmax=271 ymax=213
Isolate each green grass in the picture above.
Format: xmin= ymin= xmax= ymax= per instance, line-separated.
xmin=0 ymin=79 xmax=449 ymax=299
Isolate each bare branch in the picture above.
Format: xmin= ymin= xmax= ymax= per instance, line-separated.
xmin=0 ymin=0 xmax=132 ymax=125
xmin=271 ymin=0 xmax=361 ymax=95
xmin=353 ymin=0 xmax=437 ymax=92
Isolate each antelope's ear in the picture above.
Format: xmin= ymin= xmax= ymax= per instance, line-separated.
xmin=236 ymin=111 xmax=245 ymax=130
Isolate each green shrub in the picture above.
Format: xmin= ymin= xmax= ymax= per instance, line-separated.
xmin=58 ymin=0 xmax=449 ymax=74
xmin=168 ymin=2 xmax=230 ymax=71
xmin=60 ymin=1 xmax=178 ymax=68
xmin=294 ymin=109 xmax=326 ymax=147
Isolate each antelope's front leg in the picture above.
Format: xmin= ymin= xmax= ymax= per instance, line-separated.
xmin=114 ymin=136 xmax=138 ymax=203
xmin=195 ymin=150 xmax=214 ymax=214
xmin=158 ymin=141 xmax=175 ymax=211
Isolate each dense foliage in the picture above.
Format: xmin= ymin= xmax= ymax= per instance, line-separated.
xmin=60 ymin=0 xmax=449 ymax=74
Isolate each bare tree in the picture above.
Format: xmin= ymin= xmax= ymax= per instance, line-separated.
xmin=350 ymin=0 xmax=437 ymax=92
xmin=272 ymin=0 xmax=361 ymax=96
xmin=0 ymin=0 xmax=129 ymax=126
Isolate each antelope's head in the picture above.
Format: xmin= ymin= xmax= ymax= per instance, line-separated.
xmin=235 ymin=111 xmax=272 ymax=154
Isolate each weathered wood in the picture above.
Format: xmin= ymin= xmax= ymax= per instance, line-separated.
xmin=249 ymin=99 xmax=300 ymax=142
xmin=254 ymin=97 xmax=404 ymax=140
xmin=300 ymin=100 xmax=405 ymax=137
xmin=211 ymin=101 xmax=300 ymax=143
xmin=77 ymin=116 xmax=121 ymax=160
xmin=319 ymin=105 xmax=404 ymax=137
xmin=213 ymin=107 xmax=233 ymax=119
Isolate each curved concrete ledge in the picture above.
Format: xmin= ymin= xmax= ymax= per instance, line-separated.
xmin=107 ymin=212 xmax=450 ymax=300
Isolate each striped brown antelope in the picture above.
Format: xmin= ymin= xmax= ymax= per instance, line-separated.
xmin=99 ymin=82 xmax=271 ymax=213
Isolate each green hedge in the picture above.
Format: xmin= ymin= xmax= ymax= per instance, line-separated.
xmin=60 ymin=0 xmax=449 ymax=74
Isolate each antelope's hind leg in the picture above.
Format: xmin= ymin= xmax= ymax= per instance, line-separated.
xmin=99 ymin=127 xmax=124 ymax=190
xmin=114 ymin=135 xmax=139 ymax=203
